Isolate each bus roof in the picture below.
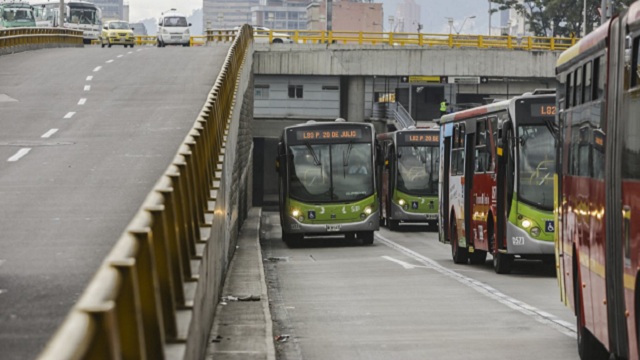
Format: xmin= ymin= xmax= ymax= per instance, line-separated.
xmin=556 ymin=18 xmax=610 ymax=71
xmin=627 ymin=1 xmax=640 ymax=27
xmin=438 ymin=99 xmax=510 ymax=124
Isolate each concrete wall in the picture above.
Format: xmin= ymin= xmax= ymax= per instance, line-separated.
xmin=253 ymin=45 xmax=560 ymax=78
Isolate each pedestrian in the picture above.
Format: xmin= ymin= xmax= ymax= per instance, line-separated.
xmin=440 ymin=99 xmax=448 ymax=116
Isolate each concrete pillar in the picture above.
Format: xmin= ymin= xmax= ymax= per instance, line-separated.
xmin=347 ymin=76 xmax=365 ymax=122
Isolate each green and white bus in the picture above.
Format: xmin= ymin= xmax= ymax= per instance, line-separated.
xmin=0 ymin=1 xmax=36 ymax=28
xmin=276 ymin=119 xmax=379 ymax=245
xmin=377 ymin=126 xmax=440 ymax=231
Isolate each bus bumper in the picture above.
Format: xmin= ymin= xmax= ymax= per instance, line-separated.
xmin=283 ymin=210 xmax=380 ymax=235
xmin=505 ymin=222 xmax=554 ymax=255
xmin=390 ymin=203 xmax=438 ymax=223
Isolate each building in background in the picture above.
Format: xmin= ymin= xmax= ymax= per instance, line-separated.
xmin=123 ymin=3 xmax=128 ymax=21
xmin=394 ymin=0 xmax=420 ymax=32
xmin=203 ymin=0 xmax=259 ymax=29
xmin=492 ymin=0 xmax=528 ymax=36
xmin=92 ymin=0 xmax=123 ymax=21
xmin=307 ymin=0 xmax=382 ymax=32
xmin=252 ymin=0 xmax=308 ymax=30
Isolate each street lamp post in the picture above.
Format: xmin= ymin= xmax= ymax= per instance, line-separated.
xmin=446 ymin=15 xmax=476 ymax=35
xmin=457 ymin=15 xmax=476 ymax=34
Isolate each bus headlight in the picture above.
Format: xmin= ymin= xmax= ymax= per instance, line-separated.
xmin=530 ymin=227 xmax=541 ymax=237
xmin=521 ymin=219 xmax=532 ymax=228
xmin=398 ymin=199 xmax=406 ymax=206
xmin=292 ymin=209 xmax=300 ymax=218
xmin=364 ymin=206 xmax=372 ymax=215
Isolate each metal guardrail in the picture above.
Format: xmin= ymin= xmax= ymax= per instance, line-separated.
xmin=0 ymin=27 xmax=83 ymax=50
xmin=37 ymin=25 xmax=253 ymax=359
xmin=391 ymin=102 xmax=416 ymax=129
xmin=207 ymin=28 xmax=578 ymax=51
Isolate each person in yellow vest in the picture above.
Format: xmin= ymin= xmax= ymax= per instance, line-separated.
xmin=440 ymin=99 xmax=448 ymax=116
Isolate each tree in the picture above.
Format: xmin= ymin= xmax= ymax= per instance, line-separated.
xmin=490 ymin=0 xmax=635 ymax=37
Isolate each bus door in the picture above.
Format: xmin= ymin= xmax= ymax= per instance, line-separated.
xmin=276 ymin=141 xmax=288 ymax=228
xmin=496 ymin=120 xmax=515 ymax=252
xmin=472 ymin=118 xmax=492 ymax=251
xmin=604 ymin=14 xmax=629 ymax=358
xmin=440 ymin=124 xmax=453 ymax=243
xmin=463 ymin=120 xmax=476 ymax=250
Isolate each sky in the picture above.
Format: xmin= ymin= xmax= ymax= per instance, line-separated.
xmin=127 ymin=0 xmax=202 ymax=22
xmin=127 ymin=0 xmax=495 ymax=34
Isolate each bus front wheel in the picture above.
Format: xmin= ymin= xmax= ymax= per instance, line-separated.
xmin=282 ymin=232 xmax=302 ymax=245
xmin=389 ymin=220 xmax=400 ymax=231
xmin=450 ymin=222 xmax=468 ymax=264
xmin=493 ymin=252 xmax=514 ymax=274
xmin=358 ymin=231 xmax=374 ymax=245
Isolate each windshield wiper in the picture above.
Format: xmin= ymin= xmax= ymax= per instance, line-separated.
xmin=305 ymin=142 xmax=321 ymax=166
xmin=343 ymin=141 xmax=354 ymax=167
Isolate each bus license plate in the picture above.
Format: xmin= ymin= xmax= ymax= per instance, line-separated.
xmin=326 ymin=224 xmax=341 ymax=232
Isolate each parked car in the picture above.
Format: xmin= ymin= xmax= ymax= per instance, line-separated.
xmin=235 ymin=26 xmax=293 ymax=44
xmin=101 ymin=20 xmax=135 ymax=48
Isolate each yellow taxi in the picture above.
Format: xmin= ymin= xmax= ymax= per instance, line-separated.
xmin=101 ymin=20 xmax=135 ymax=48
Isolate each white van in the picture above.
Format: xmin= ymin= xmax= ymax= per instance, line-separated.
xmin=157 ymin=8 xmax=191 ymax=47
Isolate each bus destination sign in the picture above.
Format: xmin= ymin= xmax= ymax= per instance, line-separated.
xmin=531 ymin=104 xmax=556 ymax=117
xmin=404 ymin=133 xmax=439 ymax=143
xmin=296 ymin=129 xmax=363 ymax=141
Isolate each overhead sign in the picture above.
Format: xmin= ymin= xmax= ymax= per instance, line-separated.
xmin=400 ymin=76 xmax=448 ymax=84
xmin=401 ymin=76 xmax=487 ymax=84
xmin=448 ymin=76 xmax=479 ymax=84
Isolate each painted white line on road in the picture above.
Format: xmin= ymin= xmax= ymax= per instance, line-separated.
xmin=84 ymin=85 xmax=91 ymax=91
xmin=117 ymin=54 xmax=124 ymax=58
xmin=381 ymin=256 xmax=430 ymax=270
xmin=8 ymin=148 xmax=31 ymax=162
xmin=375 ymin=234 xmax=577 ymax=338
xmin=0 ymin=259 xmax=5 ymax=267
xmin=78 ymin=98 xmax=87 ymax=105
xmin=128 ymin=51 xmax=134 ymax=54
xmin=63 ymin=112 xmax=75 ymax=119
xmin=86 ymin=76 xmax=93 ymax=81
xmin=0 ymin=289 xmax=6 ymax=295
xmin=106 ymin=59 xmax=114 ymax=63
xmin=93 ymin=66 xmax=102 ymax=72
xmin=41 ymin=129 xmax=59 ymax=138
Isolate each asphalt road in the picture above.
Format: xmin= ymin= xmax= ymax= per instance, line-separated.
xmin=260 ymin=212 xmax=580 ymax=360
xmin=0 ymin=44 xmax=230 ymax=359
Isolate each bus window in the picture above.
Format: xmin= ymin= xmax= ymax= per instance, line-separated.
xmin=451 ymin=124 xmax=465 ymax=176
xmin=475 ymin=119 xmax=489 ymax=173
xmin=566 ymin=73 xmax=573 ymax=109
xmin=584 ymin=61 xmax=593 ymax=103
xmin=632 ymin=37 xmax=640 ymax=88
xmin=574 ymin=67 xmax=583 ymax=106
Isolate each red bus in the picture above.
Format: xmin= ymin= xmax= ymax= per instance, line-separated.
xmin=555 ymin=2 xmax=640 ymax=359
xmin=438 ymin=90 xmax=557 ymax=274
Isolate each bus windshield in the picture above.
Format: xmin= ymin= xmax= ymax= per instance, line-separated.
xmin=288 ymin=143 xmax=373 ymax=202
xmin=517 ymin=125 xmax=555 ymax=210
xmin=397 ymin=145 xmax=439 ymax=196
xmin=2 ymin=7 xmax=35 ymax=23
xmin=68 ymin=7 xmax=99 ymax=25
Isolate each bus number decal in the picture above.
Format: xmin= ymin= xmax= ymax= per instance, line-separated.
xmin=512 ymin=237 xmax=525 ymax=246
xmin=351 ymin=205 xmax=361 ymax=212
xmin=291 ymin=223 xmax=300 ymax=230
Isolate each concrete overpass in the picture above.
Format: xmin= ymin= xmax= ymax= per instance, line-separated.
xmin=0 ymin=27 xmax=567 ymax=359
xmin=251 ymin=43 xmax=561 ymax=138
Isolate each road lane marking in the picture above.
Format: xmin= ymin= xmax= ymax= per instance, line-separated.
xmin=375 ymin=234 xmax=577 ymax=338
xmin=64 ymin=112 xmax=75 ymax=119
xmin=86 ymin=76 xmax=93 ymax=81
xmin=0 ymin=259 xmax=4 ymax=267
xmin=78 ymin=98 xmax=86 ymax=105
xmin=41 ymin=129 xmax=58 ymax=138
xmin=106 ymin=59 xmax=114 ymax=63
xmin=93 ymin=66 xmax=101 ymax=72
xmin=117 ymin=54 xmax=123 ymax=58
xmin=84 ymin=85 xmax=91 ymax=91
xmin=381 ymin=256 xmax=430 ymax=269
xmin=8 ymin=148 xmax=31 ymax=162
